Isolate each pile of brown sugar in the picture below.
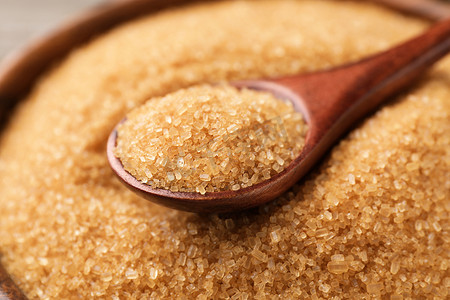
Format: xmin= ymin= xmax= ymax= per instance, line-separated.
xmin=114 ymin=84 xmax=307 ymax=193
xmin=0 ymin=0 xmax=448 ymax=299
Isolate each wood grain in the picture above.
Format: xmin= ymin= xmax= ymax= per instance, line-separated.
xmin=0 ymin=264 xmax=26 ymax=300
xmin=372 ymin=0 xmax=450 ymax=20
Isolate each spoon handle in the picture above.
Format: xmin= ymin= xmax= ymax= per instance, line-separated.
xmin=373 ymin=0 xmax=450 ymax=21
xmin=276 ymin=18 xmax=450 ymax=146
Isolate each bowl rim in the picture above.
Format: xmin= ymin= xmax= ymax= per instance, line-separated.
xmin=1 ymin=0 xmax=449 ymax=113
xmin=0 ymin=0 xmax=217 ymax=124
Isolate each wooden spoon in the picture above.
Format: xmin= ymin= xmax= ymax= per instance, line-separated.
xmin=108 ymin=18 xmax=450 ymax=213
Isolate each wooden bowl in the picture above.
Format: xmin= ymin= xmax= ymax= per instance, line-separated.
xmin=0 ymin=0 xmax=448 ymax=298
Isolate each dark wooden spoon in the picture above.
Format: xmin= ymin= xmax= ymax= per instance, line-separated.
xmin=108 ymin=18 xmax=450 ymax=213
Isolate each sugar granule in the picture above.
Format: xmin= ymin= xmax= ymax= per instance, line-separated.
xmin=115 ymin=85 xmax=307 ymax=193
xmin=0 ymin=0 xmax=448 ymax=299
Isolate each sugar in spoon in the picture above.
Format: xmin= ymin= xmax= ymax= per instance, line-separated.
xmin=107 ymin=18 xmax=450 ymax=213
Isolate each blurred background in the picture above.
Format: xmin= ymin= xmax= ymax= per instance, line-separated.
xmin=0 ymin=0 xmax=104 ymax=60
xmin=1 ymin=0 xmax=450 ymax=62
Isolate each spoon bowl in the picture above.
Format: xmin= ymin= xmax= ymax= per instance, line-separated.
xmin=108 ymin=18 xmax=450 ymax=213
xmin=107 ymin=81 xmax=313 ymax=213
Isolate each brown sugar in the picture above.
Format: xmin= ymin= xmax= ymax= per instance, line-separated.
xmin=0 ymin=0 xmax=448 ymax=299
xmin=114 ymin=84 xmax=307 ymax=193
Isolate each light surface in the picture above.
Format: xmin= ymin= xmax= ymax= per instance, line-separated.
xmin=0 ymin=0 xmax=103 ymax=60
